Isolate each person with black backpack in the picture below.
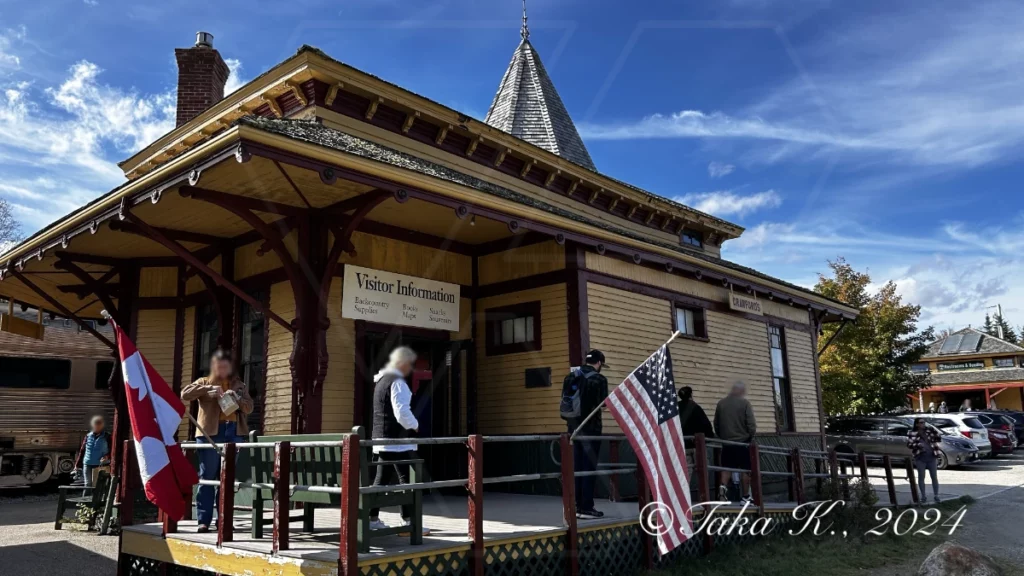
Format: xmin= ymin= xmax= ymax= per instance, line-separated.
xmin=560 ymin=349 xmax=609 ymax=519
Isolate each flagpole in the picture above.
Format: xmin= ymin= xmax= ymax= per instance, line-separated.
xmin=569 ymin=331 xmax=683 ymax=442
xmin=101 ymin=310 xmax=223 ymax=455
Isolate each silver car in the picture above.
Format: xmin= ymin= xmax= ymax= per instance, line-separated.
xmin=826 ymin=416 xmax=978 ymax=469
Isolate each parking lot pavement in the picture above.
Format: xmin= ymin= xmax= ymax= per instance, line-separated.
xmin=0 ymin=491 xmax=118 ymax=576
xmin=866 ymin=451 xmax=1024 ymax=504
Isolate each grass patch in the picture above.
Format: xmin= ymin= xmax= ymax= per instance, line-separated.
xmin=652 ymin=498 xmax=974 ymax=576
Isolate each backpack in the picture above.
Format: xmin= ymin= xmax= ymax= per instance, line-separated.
xmin=559 ymin=367 xmax=600 ymax=421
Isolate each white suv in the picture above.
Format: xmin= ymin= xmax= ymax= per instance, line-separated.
xmin=913 ymin=413 xmax=992 ymax=459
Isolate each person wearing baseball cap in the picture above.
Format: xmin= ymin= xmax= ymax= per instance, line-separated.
xmin=570 ymin=349 xmax=609 ymax=518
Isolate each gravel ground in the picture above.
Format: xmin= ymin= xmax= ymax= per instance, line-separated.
xmin=0 ymin=489 xmax=119 ymax=576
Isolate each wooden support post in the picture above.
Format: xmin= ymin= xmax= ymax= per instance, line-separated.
xmin=120 ymin=441 xmax=135 ymax=527
xmin=609 ymin=441 xmax=620 ymax=502
xmin=559 ymin=434 xmax=580 ymax=576
xmin=217 ymin=443 xmax=237 ymax=546
xmin=882 ymin=455 xmax=898 ymax=509
xmin=712 ymin=443 xmax=722 ymax=502
xmin=693 ymin=433 xmax=713 ymax=555
xmin=814 ymin=459 xmax=823 ymax=495
xmin=339 ymin=434 xmax=359 ymax=576
xmin=273 ymin=441 xmax=291 ymax=553
xmin=905 ymin=457 xmax=920 ymax=505
xmin=791 ymin=447 xmax=806 ymax=505
xmin=858 ymin=452 xmax=869 ymax=485
xmin=749 ymin=443 xmax=764 ymax=516
xmin=467 ymin=434 xmax=484 ymax=576
xmin=636 ymin=462 xmax=654 ymax=570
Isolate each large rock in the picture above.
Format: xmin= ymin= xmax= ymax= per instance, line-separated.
xmin=917 ymin=542 xmax=1003 ymax=576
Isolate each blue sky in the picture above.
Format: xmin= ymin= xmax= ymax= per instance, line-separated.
xmin=1 ymin=0 xmax=1023 ymax=332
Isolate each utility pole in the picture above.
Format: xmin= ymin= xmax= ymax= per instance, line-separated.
xmin=986 ymin=304 xmax=1005 ymax=339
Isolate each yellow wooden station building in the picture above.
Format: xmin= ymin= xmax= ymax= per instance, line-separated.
xmin=0 ymin=30 xmax=856 ymax=502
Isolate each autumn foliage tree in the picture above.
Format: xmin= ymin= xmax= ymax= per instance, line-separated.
xmin=814 ymin=258 xmax=932 ymax=414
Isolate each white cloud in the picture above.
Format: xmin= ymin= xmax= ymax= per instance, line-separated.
xmin=579 ymin=2 xmax=1024 ymax=170
xmin=83 ymin=0 xmax=99 ymax=5
xmin=223 ymin=58 xmax=246 ymax=95
xmin=707 ymin=161 xmax=734 ymax=179
xmin=677 ymin=189 xmax=781 ymax=218
xmin=0 ymin=27 xmax=26 ymax=70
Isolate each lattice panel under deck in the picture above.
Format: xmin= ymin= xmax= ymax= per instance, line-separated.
xmin=484 ymin=535 xmax=566 ymax=576
xmin=361 ymin=550 xmax=470 ymax=576
xmin=578 ymin=524 xmax=646 ymax=576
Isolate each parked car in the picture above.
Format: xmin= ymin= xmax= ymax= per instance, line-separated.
xmin=988 ymin=410 xmax=1024 ymax=445
xmin=912 ymin=413 xmax=992 ymax=458
xmin=826 ymin=416 xmax=978 ymax=469
xmin=972 ymin=411 xmax=1019 ymax=447
xmin=988 ymin=429 xmax=1016 ymax=455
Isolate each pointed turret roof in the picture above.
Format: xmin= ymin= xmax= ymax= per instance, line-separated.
xmin=485 ymin=22 xmax=596 ymax=171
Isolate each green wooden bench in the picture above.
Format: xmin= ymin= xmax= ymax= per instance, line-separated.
xmin=248 ymin=426 xmax=423 ymax=552
xmin=55 ymin=470 xmax=111 ymax=531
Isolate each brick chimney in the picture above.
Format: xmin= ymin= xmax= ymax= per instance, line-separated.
xmin=174 ymin=32 xmax=230 ymax=128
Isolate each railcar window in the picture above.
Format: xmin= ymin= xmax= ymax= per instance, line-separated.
xmin=95 ymin=361 xmax=114 ymax=390
xmin=0 ymin=357 xmax=72 ymax=389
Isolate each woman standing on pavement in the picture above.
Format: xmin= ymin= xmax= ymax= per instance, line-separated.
xmin=907 ymin=418 xmax=942 ymax=504
xmin=181 ymin=349 xmax=253 ymax=532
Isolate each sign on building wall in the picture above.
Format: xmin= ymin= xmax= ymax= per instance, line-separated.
xmin=936 ymin=360 xmax=985 ymax=371
xmin=728 ymin=293 xmax=763 ymax=316
xmin=341 ymin=265 xmax=460 ymax=332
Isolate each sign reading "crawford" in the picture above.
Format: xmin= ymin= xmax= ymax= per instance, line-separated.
xmin=729 ymin=293 xmax=763 ymax=316
xmin=341 ymin=265 xmax=460 ymax=332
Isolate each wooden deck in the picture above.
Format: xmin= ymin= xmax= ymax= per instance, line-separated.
xmin=123 ymin=494 xmax=639 ymax=572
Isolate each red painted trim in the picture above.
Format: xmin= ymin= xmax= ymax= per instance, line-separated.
xmin=273 ymin=441 xmax=291 ymax=552
xmin=749 ymin=443 xmax=764 ymax=516
xmin=339 ymin=434 xmax=359 ymax=576
xmin=119 ymin=440 xmax=135 ymax=527
xmin=467 ymin=434 xmax=484 ymax=576
xmin=693 ymin=433 xmax=714 ymax=555
xmin=926 ymin=382 xmax=1024 ymax=392
xmin=791 ymin=447 xmax=806 ymax=505
xmin=636 ymin=455 xmax=654 ymax=569
xmin=217 ymin=442 xmax=237 ymax=546
xmin=560 ymin=434 xmax=580 ymax=576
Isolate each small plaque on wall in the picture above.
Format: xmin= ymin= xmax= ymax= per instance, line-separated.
xmin=525 ymin=367 xmax=552 ymax=388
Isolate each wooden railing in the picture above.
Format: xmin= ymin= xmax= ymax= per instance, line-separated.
xmin=117 ymin=433 xmax=920 ymax=576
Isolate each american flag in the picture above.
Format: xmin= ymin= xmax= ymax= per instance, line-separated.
xmin=605 ymin=344 xmax=692 ymax=553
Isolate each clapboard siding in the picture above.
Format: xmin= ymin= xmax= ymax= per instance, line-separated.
xmin=584 ymin=252 xmax=810 ymax=326
xmin=263 ymin=282 xmax=295 ymax=435
xmin=476 ymin=284 xmax=570 ymax=434
xmin=785 ymin=329 xmax=820 ymax=433
xmin=139 ymin=267 xmax=177 ymax=298
xmin=136 ymin=309 xmax=181 ymax=436
xmin=478 ymin=241 xmax=565 ymax=285
xmin=234 ymin=241 xmax=283 ymax=281
xmin=586 ymin=282 xmax=779 ymax=432
xmin=340 ymin=231 xmax=471 ymax=286
xmin=322 ymin=282 xmax=355 ymax=433
xmin=587 ymin=283 xmax=673 ymax=430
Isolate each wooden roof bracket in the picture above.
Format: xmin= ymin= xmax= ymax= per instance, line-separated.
xmin=123 ymin=209 xmax=294 ymax=332
xmin=7 ymin=268 xmax=116 ymax=350
xmin=54 ymin=258 xmax=120 ymax=315
xmin=320 ymin=190 xmax=393 ymax=310
xmin=817 ymin=317 xmax=848 ymax=357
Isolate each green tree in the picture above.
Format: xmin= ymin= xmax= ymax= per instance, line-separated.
xmin=0 ymin=198 xmax=21 ymax=254
xmin=993 ymin=313 xmax=1018 ymax=344
xmin=983 ymin=314 xmax=995 ymax=337
xmin=814 ymin=258 xmax=932 ymax=415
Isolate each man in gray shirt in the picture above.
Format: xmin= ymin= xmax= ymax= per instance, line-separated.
xmin=713 ymin=381 xmax=757 ymax=503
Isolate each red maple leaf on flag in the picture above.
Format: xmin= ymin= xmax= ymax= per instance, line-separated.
xmin=112 ymin=319 xmax=198 ymax=521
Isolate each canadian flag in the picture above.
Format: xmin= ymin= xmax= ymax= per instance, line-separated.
xmin=113 ymin=319 xmax=198 ymax=521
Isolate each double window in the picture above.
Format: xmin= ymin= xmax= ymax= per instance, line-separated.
xmin=910 ymin=363 xmax=930 ymax=373
xmin=238 ymin=290 xmax=267 ymax=433
xmin=485 ymin=301 xmax=541 ymax=356
xmin=768 ymin=325 xmax=794 ymax=432
xmin=993 ymin=357 xmax=1015 ymax=368
xmin=194 ymin=302 xmax=221 ymax=379
xmin=0 ymin=357 xmax=71 ymax=389
xmin=681 ymin=229 xmax=703 ymax=248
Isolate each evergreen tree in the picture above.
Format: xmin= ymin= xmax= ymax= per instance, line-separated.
xmin=814 ymin=258 xmax=932 ymax=415
xmin=983 ymin=314 xmax=996 ymax=337
xmin=994 ymin=313 xmax=1018 ymax=344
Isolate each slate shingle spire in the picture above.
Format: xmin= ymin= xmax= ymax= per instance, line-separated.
xmin=485 ymin=1 xmax=597 ymax=171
